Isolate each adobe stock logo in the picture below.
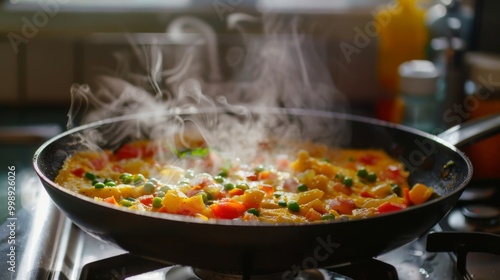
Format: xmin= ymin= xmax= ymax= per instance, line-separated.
xmin=7 ymin=0 xmax=70 ymax=54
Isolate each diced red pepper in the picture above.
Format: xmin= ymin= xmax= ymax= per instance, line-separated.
xmin=90 ymin=157 xmax=107 ymax=171
xmin=70 ymin=167 xmax=85 ymax=177
xmin=209 ymin=199 xmax=246 ymax=219
xmin=138 ymin=195 xmax=154 ymax=207
xmin=115 ymin=142 xmax=156 ymax=160
xmin=377 ymin=202 xmax=407 ymax=213
xmin=358 ymin=154 xmax=378 ymax=165
xmin=329 ymin=197 xmax=356 ymax=215
xmin=403 ymin=188 xmax=411 ymax=206
xmin=246 ymin=172 xmax=259 ymax=181
xmin=112 ymin=164 xmax=126 ymax=173
xmin=360 ymin=190 xmax=374 ymax=198
xmin=116 ymin=144 xmax=141 ymax=160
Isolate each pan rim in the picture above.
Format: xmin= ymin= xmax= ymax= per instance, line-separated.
xmin=32 ymin=106 xmax=473 ymax=227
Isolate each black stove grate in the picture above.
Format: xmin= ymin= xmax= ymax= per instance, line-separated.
xmin=79 ymin=254 xmax=399 ymax=280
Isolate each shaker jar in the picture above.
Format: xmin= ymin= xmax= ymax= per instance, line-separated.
xmin=399 ymin=60 xmax=440 ymax=133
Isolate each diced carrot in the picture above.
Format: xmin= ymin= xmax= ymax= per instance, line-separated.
xmin=305 ymin=208 xmax=322 ymax=222
xmin=259 ymin=170 xmax=271 ymax=180
xmin=258 ymin=184 xmax=274 ymax=196
xmin=333 ymin=182 xmax=352 ymax=195
xmin=103 ymin=196 xmax=119 ymax=205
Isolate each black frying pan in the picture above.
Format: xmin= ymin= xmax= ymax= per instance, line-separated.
xmin=33 ymin=107 xmax=500 ymax=276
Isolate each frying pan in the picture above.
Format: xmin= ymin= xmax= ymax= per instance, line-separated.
xmin=33 ymin=107 xmax=500 ymax=276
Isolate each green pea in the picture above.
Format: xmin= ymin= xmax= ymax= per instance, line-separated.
xmin=148 ymin=178 xmax=159 ymax=185
xmin=357 ymin=168 xmax=368 ymax=178
xmin=94 ymin=182 xmax=105 ymax=189
xmin=224 ymin=183 xmax=235 ymax=191
xmin=218 ymin=169 xmax=228 ymax=177
xmin=159 ymin=185 xmax=171 ymax=192
xmin=343 ymin=177 xmax=353 ymax=187
xmin=85 ymin=172 xmax=97 ymax=181
xmin=367 ymin=172 xmax=377 ymax=183
xmin=133 ymin=174 xmax=145 ymax=185
xmin=199 ymin=191 xmax=209 ymax=203
xmin=156 ymin=191 xmax=166 ymax=198
xmin=278 ymin=200 xmax=287 ymax=207
xmin=273 ymin=191 xmax=284 ymax=198
xmin=335 ymin=173 xmax=345 ymax=182
xmin=287 ymin=201 xmax=300 ymax=212
xmin=152 ymin=197 xmax=162 ymax=208
xmin=120 ymin=173 xmax=133 ymax=184
xmin=120 ymin=199 xmax=133 ymax=207
xmin=236 ymin=183 xmax=249 ymax=190
xmin=297 ymin=184 xmax=308 ymax=192
xmin=214 ymin=175 xmax=224 ymax=183
xmin=105 ymin=181 xmax=116 ymax=187
xmin=254 ymin=165 xmax=265 ymax=173
xmin=143 ymin=181 xmax=156 ymax=193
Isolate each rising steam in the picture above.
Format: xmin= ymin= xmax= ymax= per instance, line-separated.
xmin=67 ymin=13 xmax=350 ymax=166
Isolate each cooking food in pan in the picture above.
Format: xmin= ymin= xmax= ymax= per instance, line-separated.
xmin=55 ymin=139 xmax=436 ymax=223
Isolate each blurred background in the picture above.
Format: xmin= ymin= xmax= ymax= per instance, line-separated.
xmin=1 ymin=0 xmax=498 ymax=178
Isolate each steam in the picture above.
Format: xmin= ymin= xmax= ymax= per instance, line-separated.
xmin=67 ymin=13 xmax=349 ymax=165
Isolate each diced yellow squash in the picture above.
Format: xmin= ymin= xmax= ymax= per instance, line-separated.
xmin=241 ymin=188 xmax=265 ymax=209
xmin=299 ymin=198 xmax=327 ymax=215
xmin=296 ymin=189 xmax=324 ymax=205
xmin=409 ymin=183 xmax=433 ymax=205
xmin=371 ymin=184 xmax=393 ymax=198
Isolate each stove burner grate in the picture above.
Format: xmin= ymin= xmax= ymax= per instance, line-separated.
xmin=79 ymin=254 xmax=398 ymax=280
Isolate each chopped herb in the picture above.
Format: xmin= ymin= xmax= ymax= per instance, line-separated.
xmin=321 ymin=213 xmax=336 ymax=220
xmin=177 ymin=147 xmax=210 ymax=158
xmin=246 ymin=208 xmax=260 ymax=217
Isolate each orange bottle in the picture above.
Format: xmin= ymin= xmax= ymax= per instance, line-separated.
xmin=375 ymin=0 xmax=429 ymax=123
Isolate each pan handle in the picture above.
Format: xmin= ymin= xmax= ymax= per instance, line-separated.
xmin=437 ymin=113 xmax=500 ymax=148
